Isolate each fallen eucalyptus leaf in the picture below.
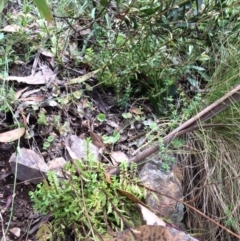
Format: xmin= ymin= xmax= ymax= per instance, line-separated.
xmin=65 ymin=135 xmax=100 ymax=160
xmin=90 ymin=131 xmax=105 ymax=149
xmin=40 ymin=99 xmax=59 ymax=107
xmin=117 ymin=188 xmax=147 ymax=208
xmin=1 ymin=24 xmax=22 ymax=32
xmin=6 ymin=66 xmax=56 ymax=85
xmin=19 ymin=96 xmax=45 ymax=102
xmin=0 ymin=127 xmax=25 ymax=143
xmin=15 ymin=87 xmax=28 ymax=99
xmin=5 ymin=75 xmax=47 ymax=85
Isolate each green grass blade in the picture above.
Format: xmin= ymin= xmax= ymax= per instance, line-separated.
xmin=33 ymin=0 xmax=53 ymax=23
xmin=0 ymin=0 xmax=9 ymax=13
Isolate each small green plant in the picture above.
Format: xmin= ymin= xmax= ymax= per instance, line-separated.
xmin=159 ymin=138 xmax=175 ymax=172
xmin=42 ymin=135 xmax=55 ymax=150
xmin=224 ymin=206 xmax=238 ymax=231
xmin=122 ymin=112 xmax=132 ymax=119
xmin=102 ymin=131 xmax=121 ymax=144
xmin=96 ymin=113 xmax=106 ymax=122
xmin=37 ymin=110 xmax=47 ymax=125
xmin=29 ymin=139 xmax=143 ymax=240
xmin=0 ymin=86 xmax=15 ymax=113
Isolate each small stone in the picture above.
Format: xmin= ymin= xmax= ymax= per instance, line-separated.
xmin=9 ymin=227 xmax=21 ymax=237
xmin=9 ymin=148 xmax=49 ymax=184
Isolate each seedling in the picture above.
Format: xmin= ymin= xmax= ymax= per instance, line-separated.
xmin=42 ymin=135 xmax=55 ymax=150
xmin=97 ymin=113 xmax=106 ymax=122
xmin=102 ymin=131 xmax=120 ymax=144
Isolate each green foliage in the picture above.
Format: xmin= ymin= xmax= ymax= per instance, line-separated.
xmin=224 ymin=206 xmax=238 ymax=230
xmin=32 ymin=0 xmax=52 ymax=23
xmin=102 ymin=131 xmax=121 ymax=144
xmin=80 ymin=0 xmax=239 ymax=114
xmin=37 ymin=110 xmax=48 ymax=125
xmin=43 ymin=135 xmax=55 ymax=150
xmin=171 ymin=138 xmax=185 ymax=149
xmin=1 ymin=0 xmax=52 ymax=22
xmin=29 ymin=140 xmax=143 ymax=240
xmin=122 ymin=112 xmax=132 ymax=119
xmin=1 ymin=0 xmax=239 ymax=116
xmin=159 ymin=138 xmax=176 ymax=172
xmin=96 ymin=113 xmax=106 ymax=122
xmin=0 ymin=86 xmax=16 ymax=112
xmin=0 ymin=0 xmax=8 ymax=13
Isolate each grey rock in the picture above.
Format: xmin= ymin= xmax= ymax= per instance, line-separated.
xmin=9 ymin=148 xmax=49 ymax=184
xmin=138 ymin=158 xmax=184 ymax=225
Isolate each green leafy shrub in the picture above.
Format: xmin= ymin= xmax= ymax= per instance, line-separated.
xmin=29 ymin=140 xmax=143 ymax=240
xmin=80 ymin=0 xmax=239 ymax=115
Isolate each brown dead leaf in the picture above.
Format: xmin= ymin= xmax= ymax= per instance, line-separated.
xmin=19 ymin=109 xmax=27 ymax=126
xmin=105 ymin=225 xmax=199 ymax=241
xmin=90 ymin=131 xmax=105 ymax=149
xmin=18 ymin=96 xmax=45 ymax=102
xmin=21 ymin=89 xmax=41 ymax=98
xmin=105 ymin=172 xmax=111 ymax=184
xmin=106 ymin=119 xmax=119 ymax=129
xmin=65 ymin=135 xmax=100 ymax=161
xmin=0 ymin=127 xmax=25 ymax=143
xmin=1 ymin=24 xmax=21 ymax=32
xmin=117 ymin=188 xmax=148 ymax=208
xmin=9 ymin=148 xmax=49 ymax=184
xmin=6 ymin=66 xmax=56 ymax=85
xmin=129 ymin=106 xmax=143 ymax=115
xmin=82 ymin=98 xmax=89 ymax=109
xmin=6 ymin=75 xmax=47 ymax=85
xmin=15 ymin=87 xmax=29 ymax=99
xmin=110 ymin=151 xmax=129 ymax=165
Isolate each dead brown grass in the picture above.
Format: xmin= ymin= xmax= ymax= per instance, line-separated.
xmin=180 ymin=123 xmax=240 ymax=241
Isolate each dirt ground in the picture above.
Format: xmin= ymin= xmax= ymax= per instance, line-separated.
xmin=0 ymin=145 xmax=36 ymax=240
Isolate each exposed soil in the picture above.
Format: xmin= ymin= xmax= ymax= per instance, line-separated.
xmin=0 ymin=146 xmax=35 ymax=240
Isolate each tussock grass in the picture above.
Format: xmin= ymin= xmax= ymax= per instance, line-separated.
xmin=180 ymin=41 xmax=240 ymax=241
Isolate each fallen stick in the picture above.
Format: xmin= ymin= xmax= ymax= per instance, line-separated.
xmin=109 ymin=84 xmax=240 ymax=175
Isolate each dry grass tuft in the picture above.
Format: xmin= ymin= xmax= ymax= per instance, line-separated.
xmin=178 ymin=39 xmax=240 ymax=241
xmin=180 ymin=119 xmax=240 ymax=241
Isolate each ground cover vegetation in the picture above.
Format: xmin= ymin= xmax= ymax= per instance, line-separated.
xmin=0 ymin=0 xmax=240 ymax=240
